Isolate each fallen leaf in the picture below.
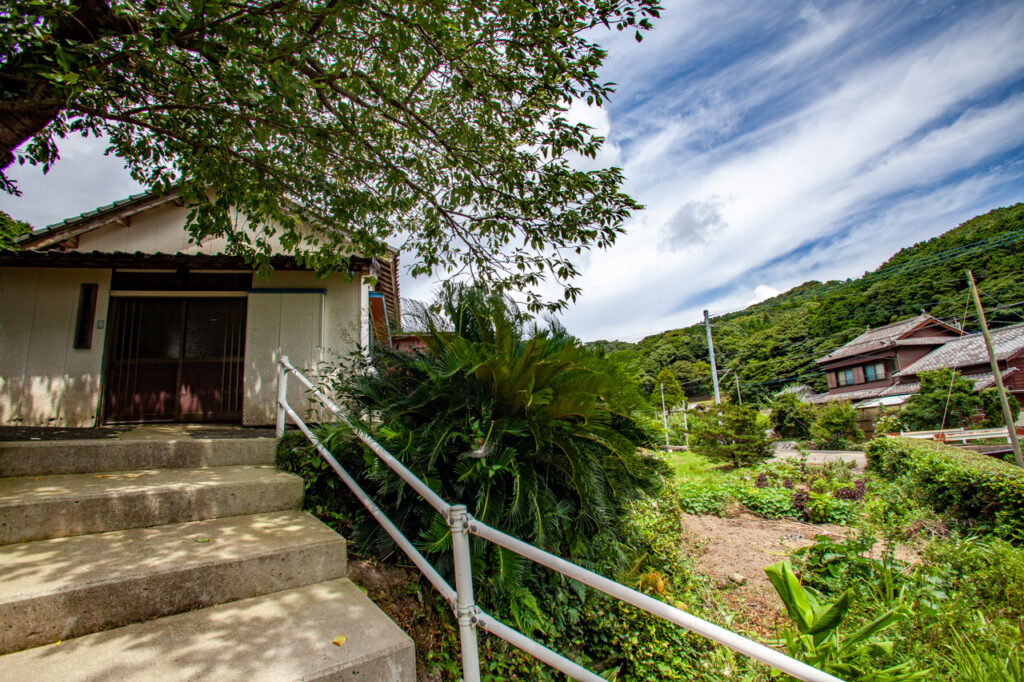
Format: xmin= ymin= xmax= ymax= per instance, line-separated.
xmin=193 ymin=538 xmax=211 ymax=543
xmin=121 ymin=473 xmax=143 ymax=478
xmin=54 ymin=640 xmax=61 ymax=646
xmin=94 ymin=474 xmax=111 ymax=478
xmin=332 ymin=634 xmax=347 ymax=647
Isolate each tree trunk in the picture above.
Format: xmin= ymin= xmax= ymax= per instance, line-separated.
xmin=0 ymin=0 xmax=140 ymax=174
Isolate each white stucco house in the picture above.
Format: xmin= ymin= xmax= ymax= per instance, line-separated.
xmin=0 ymin=189 xmax=400 ymax=427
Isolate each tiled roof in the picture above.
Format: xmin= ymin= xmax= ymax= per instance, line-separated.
xmin=814 ymin=314 xmax=958 ymax=364
xmin=895 ymin=324 xmax=1024 ymax=376
xmin=806 ymin=386 xmax=890 ymax=403
xmin=805 ymin=368 xmax=1019 ymax=405
xmin=17 ymin=189 xmax=163 ymax=243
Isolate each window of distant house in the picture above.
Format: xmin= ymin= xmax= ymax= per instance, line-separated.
xmin=864 ymin=362 xmax=886 ymax=382
xmin=836 ymin=369 xmax=856 ymax=386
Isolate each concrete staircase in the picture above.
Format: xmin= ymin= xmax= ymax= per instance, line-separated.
xmin=0 ymin=437 xmax=415 ymax=681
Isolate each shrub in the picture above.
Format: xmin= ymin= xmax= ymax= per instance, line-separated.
xmin=769 ymin=393 xmax=817 ymax=439
xmin=900 ymin=368 xmax=981 ymax=430
xmin=731 ymin=485 xmax=799 ymax=519
xmin=320 ymin=284 xmax=666 ymax=607
xmin=866 ymin=437 xmax=1024 ymax=540
xmin=810 ymin=402 xmax=863 ymax=448
xmin=980 ymin=387 xmax=1021 ymax=428
xmin=690 ymin=403 xmax=772 ymax=468
xmin=873 ymin=413 xmax=904 ymax=436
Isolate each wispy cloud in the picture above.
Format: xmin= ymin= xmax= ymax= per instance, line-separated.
xmin=559 ymin=0 xmax=1024 ymax=340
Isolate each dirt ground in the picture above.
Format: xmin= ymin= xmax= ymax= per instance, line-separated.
xmin=681 ymin=513 xmax=852 ymax=636
xmin=681 ymin=511 xmax=921 ymax=637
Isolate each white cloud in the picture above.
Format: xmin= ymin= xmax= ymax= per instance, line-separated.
xmin=746 ymin=285 xmax=781 ymax=306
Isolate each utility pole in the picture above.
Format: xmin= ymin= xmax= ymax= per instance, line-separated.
xmin=735 ymin=375 xmax=742 ymax=405
xmin=968 ymin=270 xmax=1023 ymax=467
xmin=659 ymin=382 xmax=670 ymax=448
xmin=704 ymin=309 xmax=721 ymax=404
xmin=682 ymin=403 xmax=690 ymax=448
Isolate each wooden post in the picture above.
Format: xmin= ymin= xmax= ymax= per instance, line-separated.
xmin=967 ymin=270 xmax=1023 ymax=467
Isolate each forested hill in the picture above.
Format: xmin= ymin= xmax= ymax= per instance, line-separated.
xmin=590 ymin=203 xmax=1024 ymax=403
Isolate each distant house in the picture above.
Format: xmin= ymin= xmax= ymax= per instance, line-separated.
xmin=893 ymin=323 xmax=1024 ymax=399
xmin=809 ymin=313 xmax=1024 ymax=408
xmin=810 ymin=314 xmax=962 ymax=404
xmin=0 ymin=189 xmax=399 ymax=427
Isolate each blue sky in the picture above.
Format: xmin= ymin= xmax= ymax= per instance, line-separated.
xmin=3 ymin=1 xmax=1024 ymax=342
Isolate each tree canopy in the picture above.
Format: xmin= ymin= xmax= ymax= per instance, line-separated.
xmin=0 ymin=209 xmax=30 ymax=248
xmin=1 ymin=0 xmax=659 ymax=310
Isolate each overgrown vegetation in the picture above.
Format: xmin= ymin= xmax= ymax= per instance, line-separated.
xmin=899 ymin=369 xmax=981 ymax=431
xmin=866 ymin=437 xmax=1024 ymax=540
xmin=809 ymin=402 xmax=863 ymax=450
xmin=280 ymin=284 xmax=762 ymax=679
xmin=671 ymin=452 xmax=867 ymax=525
xmin=689 ymin=403 xmax=772 ymax=468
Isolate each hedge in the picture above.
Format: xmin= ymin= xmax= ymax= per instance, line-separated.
xmin=865 ymin=437 xmax=1024 ymax=540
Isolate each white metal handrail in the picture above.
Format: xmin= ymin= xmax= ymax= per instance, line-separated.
xmin=276 ymin=356 xmax=840 ymax=682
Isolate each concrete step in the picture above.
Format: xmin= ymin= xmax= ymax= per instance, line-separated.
xmin=0 ymin=465 xmax=303 ymax=544
xmin=0 ymin=438 xmax=277 ymax=477
xmin=0 ymin=578 xmax=414 ymax=681
xmin=0 ymin=510 xmax=347 ymax=655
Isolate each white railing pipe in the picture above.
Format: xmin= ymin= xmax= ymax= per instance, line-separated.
xmin=279 ymin=358 xmax=450 ymax=516
xmin=275 ymin=355 xmax=289 ymax=438
xmin=280 ymin=402 xmax=456 ymax=605
xmin=474 ymin=610 xmax=604 ymax=682
xmin=471 ymin=521 xmax=841 ymax=682
xmin=449 ymin=505 xmax=482 ymax=682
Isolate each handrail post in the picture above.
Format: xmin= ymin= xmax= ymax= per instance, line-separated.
xmin=276 ymin=355 xmax=289 ymax=438
xmin=449 ymin=505 xmax=481 ymax=682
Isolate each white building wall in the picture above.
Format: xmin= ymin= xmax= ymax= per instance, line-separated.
xmin=0 ymin=268 xmax=112 ymax=427
xmin=242 ymin=271 xmax=362 ymax=425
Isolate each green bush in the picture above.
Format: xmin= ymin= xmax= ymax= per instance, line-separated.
xmin=319 ymin=283 xmax=665 ymax=627
xmin=866 ymin=437 xmax=1024 ymax=540
xmin=980 ymin=387 xmax=1021 ymax=428
xmin=690 ymin=403 xmax=771 ymax=468
xmin=900 ymin=369 xmax=981 ymax=430
xmin=677 ymin=479 xmax=728 ymax=515
xmin=873 ymin=414 xmax=904 ymax=436
xmin=731 ymin=485 xmax=799 ymax=519
xmin=810 ymin=402 xmax=863 ymax=449
xmin=769 ymin=393 xmax=817 ymax=439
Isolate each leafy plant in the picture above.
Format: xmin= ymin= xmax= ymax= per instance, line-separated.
xmin=690 ymin=403 xmax=772 ymax=468
xmin=3 ymin=0 xmax=659 ymax=311
xmin=900 ymin=369 xmax=981 ymax=430
xmin=873 ymin=414 xmax=904 ymax=436
xmin=810 ymin=403 xmax=863 ymax=449
xmin=322 ymin=284 xmax=665 ymax=613
xmin=765 ymin=560 xmax=925 ymax=680
xmin=980 ymin=387 xmax=1021 ymax=428
xmin=769 ymin=393 xmax=817 ymax=439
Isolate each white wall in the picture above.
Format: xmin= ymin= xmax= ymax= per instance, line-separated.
xmin=242 ymin=271 xmax=362 ymax=425
xmin=0 ymin=268 xmax=111 ymax=427
xmin=77 ymin=203 xmax=294 ymax=256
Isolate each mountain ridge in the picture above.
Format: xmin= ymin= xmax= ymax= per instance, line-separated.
xmin=589 ymin=202 xmax=1024 ymax=402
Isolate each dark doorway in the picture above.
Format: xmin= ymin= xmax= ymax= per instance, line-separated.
xmin=104 ymin=297 xmax=247 ymax=423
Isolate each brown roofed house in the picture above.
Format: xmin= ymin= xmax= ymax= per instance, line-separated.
xmin=810 ymin=314 xmax=962 ymax=404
